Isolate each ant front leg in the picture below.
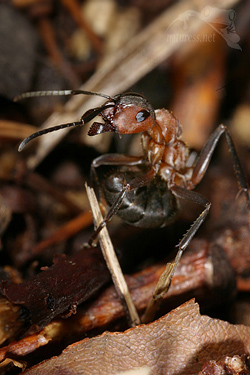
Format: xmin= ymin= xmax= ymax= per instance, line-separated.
xmin=90 ymin=153 xmax=147 ymax=202
xmin=91 ymin=153 xmax=146 ymax=181
xmin=88 ymin=154 xmax=154 ymax=247
xmin=189 ymin=124 xmax=250 ymax=222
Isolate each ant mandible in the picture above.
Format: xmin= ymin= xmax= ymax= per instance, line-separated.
xmin=16 ymin=89 xmax=250 ymax=287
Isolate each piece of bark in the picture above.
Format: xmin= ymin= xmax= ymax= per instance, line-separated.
xmin=74 ymin=238 xmax=236 ymax=332
xmin=0 ymin=238 xmax=236 ymax=363
xmin=0 ymin=321 xmax=63 ymax=363
xmin=0 ymin=247 xmax=110 ymax=329
xmin=23 ymin=299 xmax=250 ymax=375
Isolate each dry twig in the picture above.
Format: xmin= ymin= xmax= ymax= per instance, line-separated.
xmin=85 ymin=183 xmax=140 ymax=327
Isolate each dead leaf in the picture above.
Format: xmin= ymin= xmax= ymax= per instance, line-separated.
xmin=23 ymin=299 xmax=250 ymax=375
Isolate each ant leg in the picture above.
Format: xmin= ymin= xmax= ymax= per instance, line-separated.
xmin=190 ymin=125 xmax=250 ymax=220
xmin=91 ymin=153 xmax=146 ymax=170
xmin=88 ymin=166 xmax=157 ymax=247
xmin=142 ymin=186 xmax=210 ymax=323
xmin=90 ymin=153 xmax=147 ymax=218
xmin=91 ymin=154 xmax=146 ymax=180
xmin=166 ymin=185 xmax=211 ymax=289
xmin=190 ymin=124 xmax=226 ymax=187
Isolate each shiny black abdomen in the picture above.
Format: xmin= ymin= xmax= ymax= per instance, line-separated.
xmin=102 ymin=171 xmax=178 ymax=228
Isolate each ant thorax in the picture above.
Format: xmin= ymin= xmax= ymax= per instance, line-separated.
xmin=141 ymin=108 xmax=190 ymax=186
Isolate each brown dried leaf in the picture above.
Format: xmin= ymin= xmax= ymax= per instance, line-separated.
xmin=23 ymin=299 xmax=250 ymax=375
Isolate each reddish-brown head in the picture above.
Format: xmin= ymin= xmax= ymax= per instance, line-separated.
xmin=17 ymin=90 xmax=156 ymax=151
xmin=88 ymin=93 xmax=156 ymax=136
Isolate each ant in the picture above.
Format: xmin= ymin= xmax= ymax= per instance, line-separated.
xmin=16 ymin=89 xmax=250 ymax=289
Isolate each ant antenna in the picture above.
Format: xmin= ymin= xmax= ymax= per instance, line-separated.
xmin=18 ymin=121 xmax=81 ymax=152
xmin=18 ymin=104 xmax=115 ymax=152
xmin=14 ymin=89 xmax=112 ymax=102
xmin=15 ymin=89 xmax=115 ymax=151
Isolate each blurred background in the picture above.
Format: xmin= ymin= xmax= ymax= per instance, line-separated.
xmin=1 ymin=0 xmax=250 ymax=372
xmin=1 ymin=0 xmax=250 ymax=148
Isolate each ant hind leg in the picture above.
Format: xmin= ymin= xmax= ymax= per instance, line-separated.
xmin=142 ymin=185 xmax=211 ymax=323
xmin=165 ymin=185 xmax=211 ymax=291
xmin=190 ymin=124 xmax=250 ymax=225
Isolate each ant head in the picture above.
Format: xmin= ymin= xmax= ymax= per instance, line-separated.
xmin=16 ymin=90 xmax=156 ymax=151
xmin=88 ymin=93 xmax=156 ymax=136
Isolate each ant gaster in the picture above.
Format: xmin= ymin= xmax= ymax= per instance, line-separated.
xmin=16 ymin=89 xmax=250 ymax=287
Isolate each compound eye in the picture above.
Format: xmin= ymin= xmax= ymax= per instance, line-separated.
xmin=136 ymin=110 xmax=150 ymax=123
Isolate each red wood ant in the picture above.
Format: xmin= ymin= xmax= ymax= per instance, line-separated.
xmin=16 ymin=89 xmax=250 ymax=286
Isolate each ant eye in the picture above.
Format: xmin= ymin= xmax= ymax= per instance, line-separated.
xmin=136 ymin=110 xmax=150 ymax=122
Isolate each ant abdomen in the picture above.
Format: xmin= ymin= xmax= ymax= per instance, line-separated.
xmin=102 ymin=171 xmax=178 ymax=228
